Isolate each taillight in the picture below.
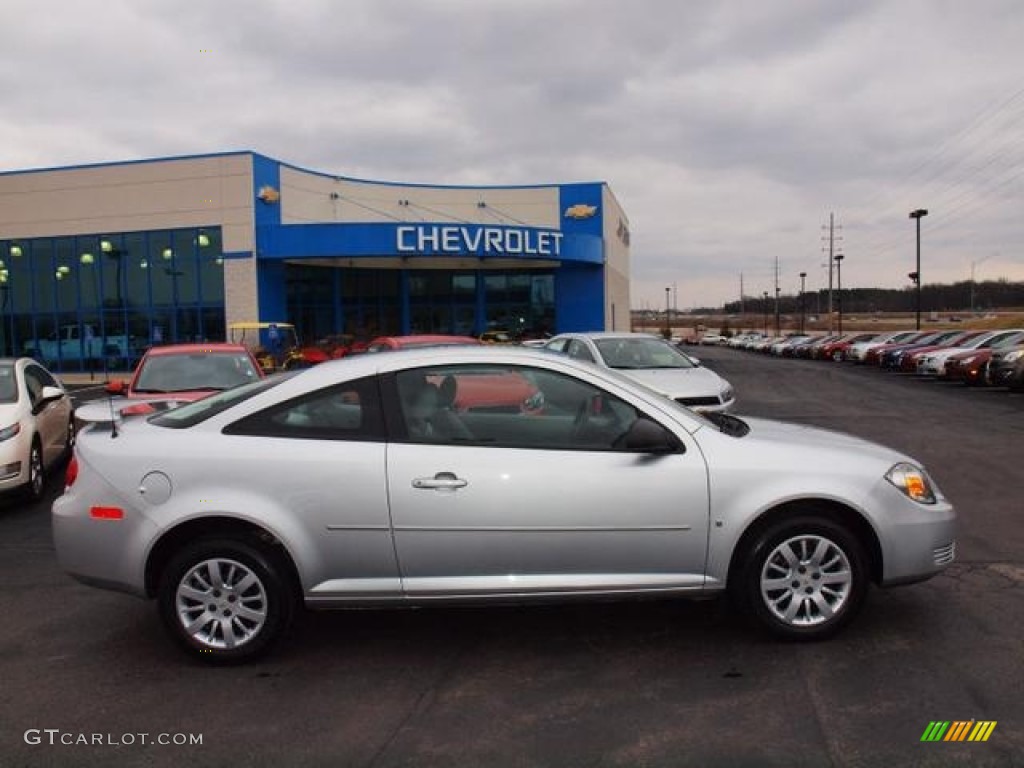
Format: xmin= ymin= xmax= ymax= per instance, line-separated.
xmin=89 ymin=506 xmax=124 ymax=520
xmin=65 ymin=456 xmax=79 ymax=488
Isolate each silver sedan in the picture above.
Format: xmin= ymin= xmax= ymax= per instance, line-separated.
xmin=53 ymin=347 xmax=955 ymax=662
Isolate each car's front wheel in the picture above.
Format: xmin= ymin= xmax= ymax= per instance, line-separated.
xmin=158 ymin=537 xmax=295 ymax=663
xmin=736 ymin=516 xmax=868 ymax=639
xmin=24 ymin=440 xmax=45 ymax=502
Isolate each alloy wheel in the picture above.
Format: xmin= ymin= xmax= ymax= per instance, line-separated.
xmin=759 ymin=534 xmax=852 ymax=627
xmin=174 ymin=557 xmax=269 ymax=650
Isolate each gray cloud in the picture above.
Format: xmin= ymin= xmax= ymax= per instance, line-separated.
xmin=2 ymin=0 xmax=1022 ymax=309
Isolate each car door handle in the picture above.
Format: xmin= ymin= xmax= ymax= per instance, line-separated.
xmin=412 ymin=472 xmax=468 ymax=491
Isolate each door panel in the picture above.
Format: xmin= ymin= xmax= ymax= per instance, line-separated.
xmin=387 ymin=446 xmax=709 ymax=595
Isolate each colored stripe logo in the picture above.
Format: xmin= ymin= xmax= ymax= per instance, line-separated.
xmin=921 ymin=721 xmax=997 ymax=742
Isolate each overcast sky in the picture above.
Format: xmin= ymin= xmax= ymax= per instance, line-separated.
xmin=3 ymin=0 xmax=1023 ymax=310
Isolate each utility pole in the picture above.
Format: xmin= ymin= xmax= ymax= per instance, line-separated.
xmin=821 ymin=213 xmax=843 ymax=334
xmin=799 ymin=272 xmax=807 ymax=334
xmin=774 ymin=255 xmax=781 ymax=335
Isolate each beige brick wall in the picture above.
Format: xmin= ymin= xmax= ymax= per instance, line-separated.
xmin=0 ymin=153 xmax=261 ymax=329
xmin=0 ymin=155 xmax=254 ymax=251
xmin=602 ymin=185 xmax=631 ymax=330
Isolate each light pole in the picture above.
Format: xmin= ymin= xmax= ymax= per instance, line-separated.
xmin=664 ymin=286 xmax=671 ymax=338
xmin=970 ymin=255 xmax=990 ymax=314
xmin=799 ymin=271 xmax=807 ymax=334
xmin=762 ymin=291 xmax=769 ymax=335
xmin=834 ymin=254 xmax=845 ymax=334
xmin=909 ymin=208 xmax=928 ymax=330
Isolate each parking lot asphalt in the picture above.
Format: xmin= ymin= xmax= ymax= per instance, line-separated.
xmin=1 ymin=348 xmax=1022 ymax=767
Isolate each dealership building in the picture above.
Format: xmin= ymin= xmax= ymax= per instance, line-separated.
xmin=0 ymin=152 xmax=631 ymax=371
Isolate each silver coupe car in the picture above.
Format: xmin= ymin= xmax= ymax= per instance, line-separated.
xmin=53 ymin=347 xmax=955 ymax=662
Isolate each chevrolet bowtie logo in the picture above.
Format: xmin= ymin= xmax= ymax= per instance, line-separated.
xmin=257 ymin=185 xmax=281 ymax=204
xmin=564 ymin=203 xmax=598 ymax=220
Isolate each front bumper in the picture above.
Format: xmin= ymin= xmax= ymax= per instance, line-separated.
xmin=875 ymin=486 xmax=957 ymax=586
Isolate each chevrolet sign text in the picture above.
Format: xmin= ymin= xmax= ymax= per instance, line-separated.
xmin=396 ymin=225 xmax=563 ymax=257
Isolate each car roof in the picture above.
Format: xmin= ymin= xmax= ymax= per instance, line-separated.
xmin=553 ymin=332 xmax=663 ymax=341
xmin=142 ymin=343 xmax=251 ymax=357
xmin=374 ymin=335 xmax=481 ymax=346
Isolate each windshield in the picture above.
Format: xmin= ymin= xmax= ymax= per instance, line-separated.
xmin=134 ymin=352 xmax=262 ymax=394
xmin=589 ymin=362 xmax=746 ymax=436
xmin=593 ymin=337 xmax=697 ymax=370
xmin=150 ymin=373 xmax=294 ymax=429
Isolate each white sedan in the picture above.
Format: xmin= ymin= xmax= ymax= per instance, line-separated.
xmin=54 ymin=347 xmax=955 ymax=662
xmin=0 ymin=358 xmax=75 ymax=500
xmin=544 ymin=332 xmax=735 ymax=412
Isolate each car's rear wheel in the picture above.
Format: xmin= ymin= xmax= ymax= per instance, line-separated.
xmin=158 ymin=537 xmax=295 ymax=663
xmin=736 ymin=516 xmax=868 ymax=639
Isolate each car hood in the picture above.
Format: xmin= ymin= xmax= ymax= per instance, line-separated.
xmin=615 ymin=366 xmax=729 ymax=398
xmin=0 ymin=402 xmax=25 ymax=424
xmin=739 ymin=416 xmax=907 ymax=464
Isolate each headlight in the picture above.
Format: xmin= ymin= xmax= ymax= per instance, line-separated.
xmin=0 ymin=423 xmax=21 ymax=442
xmin=721 ymin=386 xmax=734 ymax=402
xmin=885 ymin=462 xmax=936 ymax=504
xmin=1005 ymin=350 xmax=1024 ymax=363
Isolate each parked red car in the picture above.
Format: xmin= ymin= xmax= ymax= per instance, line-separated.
xmin=897 ymin=330 xmax=986 ymax=374
xmin=105 ymin=343 xmax=265 ymax=414
xmin=817 ymin=333 xmax=877 ymax=362
xmin=364 ymin=334 xmax=481 ymax=353
xmin=945 ymin=331 xmax=1024 ymax=385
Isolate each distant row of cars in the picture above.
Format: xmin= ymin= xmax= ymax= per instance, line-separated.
xmin=719 ymin=328 xmax=1024 ymax=390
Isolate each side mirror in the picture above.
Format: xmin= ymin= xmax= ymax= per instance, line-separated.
xmin=105 ymin=379 xmax=127 ymax=395
xmin=619 ymin=418 xmax=682 ymax=454
xmin=39 ymin=385 xmax=65 ymax=403
xmin=34 ymin=385 xmax=66 ymax=413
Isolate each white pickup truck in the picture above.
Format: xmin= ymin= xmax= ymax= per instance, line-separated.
xmin=25 ymin=324 xmax=134 ymax=365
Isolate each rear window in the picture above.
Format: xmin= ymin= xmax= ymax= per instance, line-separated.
xmin=149 ymin=374 xmax=293 ymax=429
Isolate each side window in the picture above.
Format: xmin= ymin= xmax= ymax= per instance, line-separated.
xmin=391 ymin=364 xmax=646 ymax=452
xmin=223 ymin=375 xmax=384 ymax=441
xmin=544 ymin=338 xmax=569 ymax=354
xmin=28 ymin=365 xmax=59 ymax=388
xmin=566 ymin=339 xmax=596 ymax=363
xmin=23 ymin=367 xmax=46 ymax=404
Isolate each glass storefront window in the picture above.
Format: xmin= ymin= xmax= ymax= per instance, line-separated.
xmin=4 ymin=227 xmax=225 ymax=372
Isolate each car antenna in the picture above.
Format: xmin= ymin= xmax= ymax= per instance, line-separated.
xmin=107 ymin=391 xmax=119 ymax=438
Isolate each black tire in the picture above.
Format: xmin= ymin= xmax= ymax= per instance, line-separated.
xmin=158 ymin=537 xmax=295 ymax=663
xmin=733 ymin=516 xmax=868 ymax=640
xmin=24 ymin=439 xmax=45 ymax=503
xmin=65 ymin=417 xmax=76 ymax=458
